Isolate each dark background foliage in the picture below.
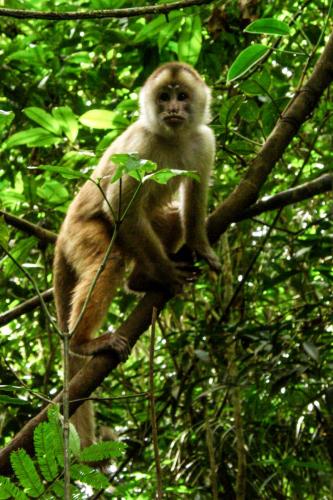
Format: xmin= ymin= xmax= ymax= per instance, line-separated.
xmin=0 ymin=0 xmax=332 ymax=498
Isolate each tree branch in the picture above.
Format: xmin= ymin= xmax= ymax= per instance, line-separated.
xmin=0 ymin=0 xmax=212 ymax=21
xmin=207 ymin=31 xmax=333 ymax=243
xmin=0 ymin=210 xmax=57 ymax=244
xmin=1 ymin=31 xmax=333 ymax=474
xmin=0 ymin=289 xmax=53 ymax=327
xmin=236 ymin=173 xmax=332 ymax=221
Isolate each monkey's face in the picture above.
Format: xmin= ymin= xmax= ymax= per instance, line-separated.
xmin=139 ymin=63 xmax=211 ymax=136
xmin=156 ymin=85 xmax=191 ymax=129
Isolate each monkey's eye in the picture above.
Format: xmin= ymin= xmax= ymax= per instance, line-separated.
xmin=159 ymin=92 xmax=170 ymax=102
xmin=177 ymin=92 xmax=188 ymax=101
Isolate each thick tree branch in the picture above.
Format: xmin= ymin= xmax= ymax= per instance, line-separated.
xmin=0 ymin=0 xmax=212 ymax=21
xmin=207 ymin=31 xmax=333 ymax=243
xmin=1 ymin=32 xmax=333 ymax=474
xmin=0 ymin=210 xmax=57 ymax=243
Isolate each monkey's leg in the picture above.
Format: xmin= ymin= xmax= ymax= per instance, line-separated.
xmin=68 ymin=249 xmax=127 ymax=359
xmin=57 ymin=219 xmax=126 ymax=447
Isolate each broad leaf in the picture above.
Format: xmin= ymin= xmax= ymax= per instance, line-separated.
xmin=244 ymin=18 xmax=290 ymax=36
xmin=227 ymin=44 xmax=269 ymax=82
xmin=79 ymin=109 xmax=115 ymax=129
xmin=23 ymin=107 xmax=62 ymax=135
xmin=3 ymin=128 xmax=61 ymax=148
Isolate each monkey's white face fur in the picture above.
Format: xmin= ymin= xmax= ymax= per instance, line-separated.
xmin=139 ymin=62 xmax=211 ymax=137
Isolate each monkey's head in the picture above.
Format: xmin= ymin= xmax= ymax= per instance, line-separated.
xmin=139 ymin=62 xmax=211 ymax=137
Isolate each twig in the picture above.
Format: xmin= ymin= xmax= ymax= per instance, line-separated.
xmin=236 ymin=173 xmax=332 ymax=221
xmin=0 ymin=288 xmax=53 ymax=327
xmin=0 ymin=210 xmax=57 ymax=243
xmin=149 ymin=307 xmax=163 ymax=499
xmin=0 ymin=0 xmax=212 ymax=21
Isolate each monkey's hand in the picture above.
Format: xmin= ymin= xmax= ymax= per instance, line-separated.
xmin=129 ymin=259 xmax=197 ymax=295
xmin=70 ymin=333 xmax=131 ymax=362
xmin=190 ymin=243 xmax=221 ymax=273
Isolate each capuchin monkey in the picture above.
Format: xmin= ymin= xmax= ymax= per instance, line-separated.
xmin=53 ymin=62 xmax=220 ymax=447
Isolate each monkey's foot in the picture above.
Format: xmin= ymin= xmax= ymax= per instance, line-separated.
xmin=104 ymin=333 xmax=131 ymax=362
xmin=70 ymin=333 xmax=131 ymax=362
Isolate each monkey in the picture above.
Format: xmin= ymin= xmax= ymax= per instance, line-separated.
xmin=53 ymin=62 xmax=221 ymax=447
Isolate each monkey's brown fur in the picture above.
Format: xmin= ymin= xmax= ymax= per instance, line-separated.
xmin=53 ymin=62 xmax=220 ymax=446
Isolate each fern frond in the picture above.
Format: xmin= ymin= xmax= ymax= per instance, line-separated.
xmin=69 ymin=422 xmax=81 ymax=458
xmin=47 ymin=406 xmax=64 ymax=467
xmin=71 ymin=464 xmax=109 ymax=489
xmin=34 ymin=421 xmax=58 ymax=481
xmin=80 ymin=441 xmax=125 ymax=463
xmin=51 ymin=479 xmax=83 ymax=498
xmin=0 ymin=476 xmax=28 ymax=500
xmin=10 ymin=448 xmax=44 ymax=498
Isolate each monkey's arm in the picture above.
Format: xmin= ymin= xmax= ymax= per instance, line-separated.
xmin=183 ymin=167 xmax=221 ymax=272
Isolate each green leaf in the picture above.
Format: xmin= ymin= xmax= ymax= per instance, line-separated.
xmin=80 ymin=441 xmax=125 ymax=462
xmin=36 ymin=179 xmax=69 ymax=205
xmin=10 ymin=449 xmax=44 ymax=497
xmin=178 ymin=16 xmax=202 ymax=66
xmin=158 ymin=15 xmax=182 ymax=50
xmin=134 ymin=15 xmax=168 ymax=44
xmin=239 ymin=70 xmax=271 ymax=95
xmin=69 ymin=422 xmax=81 ymax=458
xmin=0 ymin=395 xmax=28 ymax=405
xmin=23 ymin=107 xmax=62 ymax=135
xmin=0 ymin=110 xmax=15 ymax=132
xmin=111 ymin=153 xmax=157 ymax=182
xmin=79 ymin=109 xmax=115 ymax=129
xmin=3 ymin=237 xmax=36 ymax=277
xmin=3 ymin=128 xmax=61 ymax=149
xmin=34 ymin=422 xmax=58 ymax=482
xmin=244 ymin=18 xmax=290 ymax=36
xmin=303 ymin=341 xmax=320 ymax=362
xmin=239 ymin=100 xmax=260 ymax=122
xmin=47 ymin=406 xmax=64 ymax=467
xmin=0 ymin=476 xmax=28 ymax=500
xmin=66 ymin=51 xmax=91 ymax=64
xmin=52 ymin=106 xmax=79 ymax=142
xmin=71 ymin=464 xmax=109 ymax=489
xmin=143 ymin=168 xmax=199 ymax=184
xmin=227 ymin=44 xmax=269 ymax=82
xmin=32 ymin=165 xmax=88 ymax=180
xmin=219 ymin=95 xmax=244 ymax=131
xmin=0 ymin=218 xmax=10 ymax=249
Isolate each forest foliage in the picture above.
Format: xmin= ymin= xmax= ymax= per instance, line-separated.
xmin=0 ymin=0 xmax=332 ymax=498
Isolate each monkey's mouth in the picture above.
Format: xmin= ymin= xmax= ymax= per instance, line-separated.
xmin=164 ymin=115 xmax=185 ymax=126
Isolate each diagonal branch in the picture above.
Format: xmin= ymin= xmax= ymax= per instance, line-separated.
xmin=0 ymin=0 xmax=212 ymax=21
xmin=1 ymin=31 xmax=333 ymax=474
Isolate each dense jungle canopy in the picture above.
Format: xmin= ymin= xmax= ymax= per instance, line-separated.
xmin=0 ymin=0 xmax=332 ymax=498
